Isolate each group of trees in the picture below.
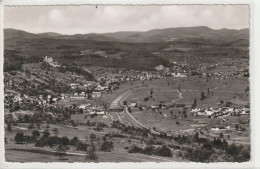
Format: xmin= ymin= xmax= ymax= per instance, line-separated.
xmin=14 ymin=130 xmax=41 ymax=144
xmin=111 ymin=121 xmax=150 ymax=137
xmin=172 ymin=132 xmax=250 ymax=162
xmin=13 ymin=128 xmax=117 ymax=161
xmin=100 ymin=141 xmax=114 ymax=152
xmin=128 ymin=144 xmax=173 ymax=157
xmin=58 ymin=65 xmax=94 ymax=81
xmin=201 ymin=88 xmax=212 ymax=101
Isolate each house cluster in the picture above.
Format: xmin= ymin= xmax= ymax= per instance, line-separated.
xmin=191 ymin=106 xmax=250 ymax=118
xmin=43 ymin=56 xmax=60 ymax=68
xmin=69 ymin=82 xmax=111 ymax=100
xmin=4 ymin=92 xmax=66 ymax=107
xmin=86 ymin=105 xmax=105 ymax=115
xmin=211 ymin=125 xmax=231 ymax=131
xmin=76 ymin=103 xmax=106 ymax=115
xmin=126 ymin=100 xmax=187 ymax=112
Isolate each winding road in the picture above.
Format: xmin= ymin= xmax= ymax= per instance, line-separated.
xmin=109 ymin=88 xmax=184 ymax=134
xmin=109 ymin=90 xmax=149 ymax=129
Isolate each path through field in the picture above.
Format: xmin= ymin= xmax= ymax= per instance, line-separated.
xmin=165 ymin=89 xmax=183 ymax=105
xmin=6 ymin=146 xmax=178 ymax=162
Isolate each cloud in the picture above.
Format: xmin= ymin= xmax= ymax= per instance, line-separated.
xmin=48 ymin=9 xmax=63 ymax=22
xmin=4 ymin=5 xmax=249 ymax=34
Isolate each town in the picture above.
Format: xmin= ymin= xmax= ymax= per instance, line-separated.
xmin=4 ymin=50 xmax=250 ymax=162
xmin=3 ymin=4 xmax=250 ymax=161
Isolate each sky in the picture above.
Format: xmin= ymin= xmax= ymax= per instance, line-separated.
xmin=4 ymin=5 xmax=249 ymax=35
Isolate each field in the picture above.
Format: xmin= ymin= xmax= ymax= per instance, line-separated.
xmin=6 ymin=149 xmax=185 ymax=162
xmin=4 ymin=75 xmax=250 ymax=162
xmin=124 ymin=77 xmax=249 ymax=108
xmin=5 ymin=122 xmax=185 ymax=162
xmin=111 ymin=77 xmax=250 ymax=144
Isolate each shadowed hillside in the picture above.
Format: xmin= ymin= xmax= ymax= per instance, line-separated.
xmin=4 ymin=27 xmax=249 ymax=72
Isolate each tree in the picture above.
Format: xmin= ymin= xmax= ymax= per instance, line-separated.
xmin=76 ymin=142 xmax=88 ymax=151
xmin=128 ymin=107 xmax=132 ymax=113
xmin=71 ymin=120 xmax=78 ymax=127
xmin=194 ymin=132 xmax=199 ymax=141
xmin=61 ymin=136 xmax=70 ymax=146
xmin=36 ymin=122 xmax=41 ymax=129
xmin=7 ymin=123 xmax=12 ymax=132
xmin=170 ymin=111 xmax=173 ymax=118
xmin=174 ymin=115 xmax=177 ymax=119
xmin=88 ymin=149 xmax=98 ymax=160
xmin=52 ymin=128 xmax=58 ymax=134
xmin=43 ymin=130 xmax=50 ymax=138
xmin=100 ymin=141 xmax=114 ymax=152
xmin=150 ymin=88 xmax=153 ymax=96
xmin=28 ymin=123 xmax=34 ymax=130
xmin=201 ymin=92 xmax=206 ymax=101
xmin=193 ymin=98 xmax=197 ymax=108
xmin=90 ymin=134 xmax=97 ymax=141
xmin=159 ymin=112 xmax=163 ymax=118
xmin=235 ymin=124 xmax=240 ymax=131
xmin=70 ymin=136 xmax=79 ymax=146
xmin=227 ymin=135 xmax=230 ymax=139
xmin=88 ymin=141 xmax=98 ymax=160
xmin=32 ymin=130 xmax=40 ymax=137
xmin=123 ymin=100 xmax=127 ymax=106
xmin=14 ymin=132 xmax=25 ymax=144
xmin=159 ymin=104 xmax=162 ymax=109
xmin=5 ymin=137 xmax=8 ymax=144
xmin=90 ymin=141 xmax=96 ymax=151
xmin=56 ymin=144 xmax=68 ymax=160
xmin=79 ymin=108 xmax=84 ymax=114
xmin=178 ymin=85 xmax=181 ymax=92
xmin=156 ymin=145 xmax=173 ymax=157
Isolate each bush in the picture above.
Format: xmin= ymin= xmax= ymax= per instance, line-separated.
xmin=88 ymin=149 xmax=98 ymax=160
xmin=7 ymin=123 xmax=12 ymax=132
xmin=43 ymin=130 xmax=50 ymax=138
xmin=90 ymin=134 xmax=97 ymax=140
xmin=52 ymin=128 xmax=58 ymax=134
xmin=56 ymin=144 xmax=68 ymax=160
xmin=32 ymin=130 xmax=40 ymax=137
xmin=61 ymin=136 xmax=70 ymax=146
xmin=129 ymin=144 xmax=173 ymax=157
xmin=143 ymin=146 xmax=155 ymax=155
xmin=14 ymin=132 xmax=25 ymax=144
xmin=70 ymin=136 xmax=79 ymax=146
xmin=28 ymin=123 xmax=35 ymax=130
xmin=100 ymin=141 xmax=114 ymax=152
xmin=155 ymin=145 xmax=173 ymax=157
xmin=128 ymin=145 xmax=144 ymax=153
xmin=187 ymin=149 xmax=212 ymax=162
xmin=76 ymin=142 xmax=88 ymax=151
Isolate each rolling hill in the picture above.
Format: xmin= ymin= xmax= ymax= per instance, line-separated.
xmin=4 ymin=26 xmax=249 ymax=44
xmin=103 ymin=26 xmax=249 ymax=43
xmin=3 ymin=26 xmax=249 ymax=72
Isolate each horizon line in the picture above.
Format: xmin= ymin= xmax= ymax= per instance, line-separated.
xmin=3 ymin=26 xmax=250 ymax=36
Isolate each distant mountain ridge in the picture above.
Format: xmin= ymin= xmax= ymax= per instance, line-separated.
xmin=4 ymin=26 xmax=249 ymax=72
xmin=4 ymin=26 xmax=249 ymax=43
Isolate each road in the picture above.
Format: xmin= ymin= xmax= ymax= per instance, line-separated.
xmin=109 ymin=90 xmax=149 ymax=129
xmin=110 ymin=90 xmax=147 ymax=128
xmin=109 ymin=90 xmax=162 ymax=135
xmin=110 ymin=90 xmax=132 ymax=109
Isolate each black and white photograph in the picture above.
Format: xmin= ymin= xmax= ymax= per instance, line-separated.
xmin=1 ymin=2 xmax=256 ymax=165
